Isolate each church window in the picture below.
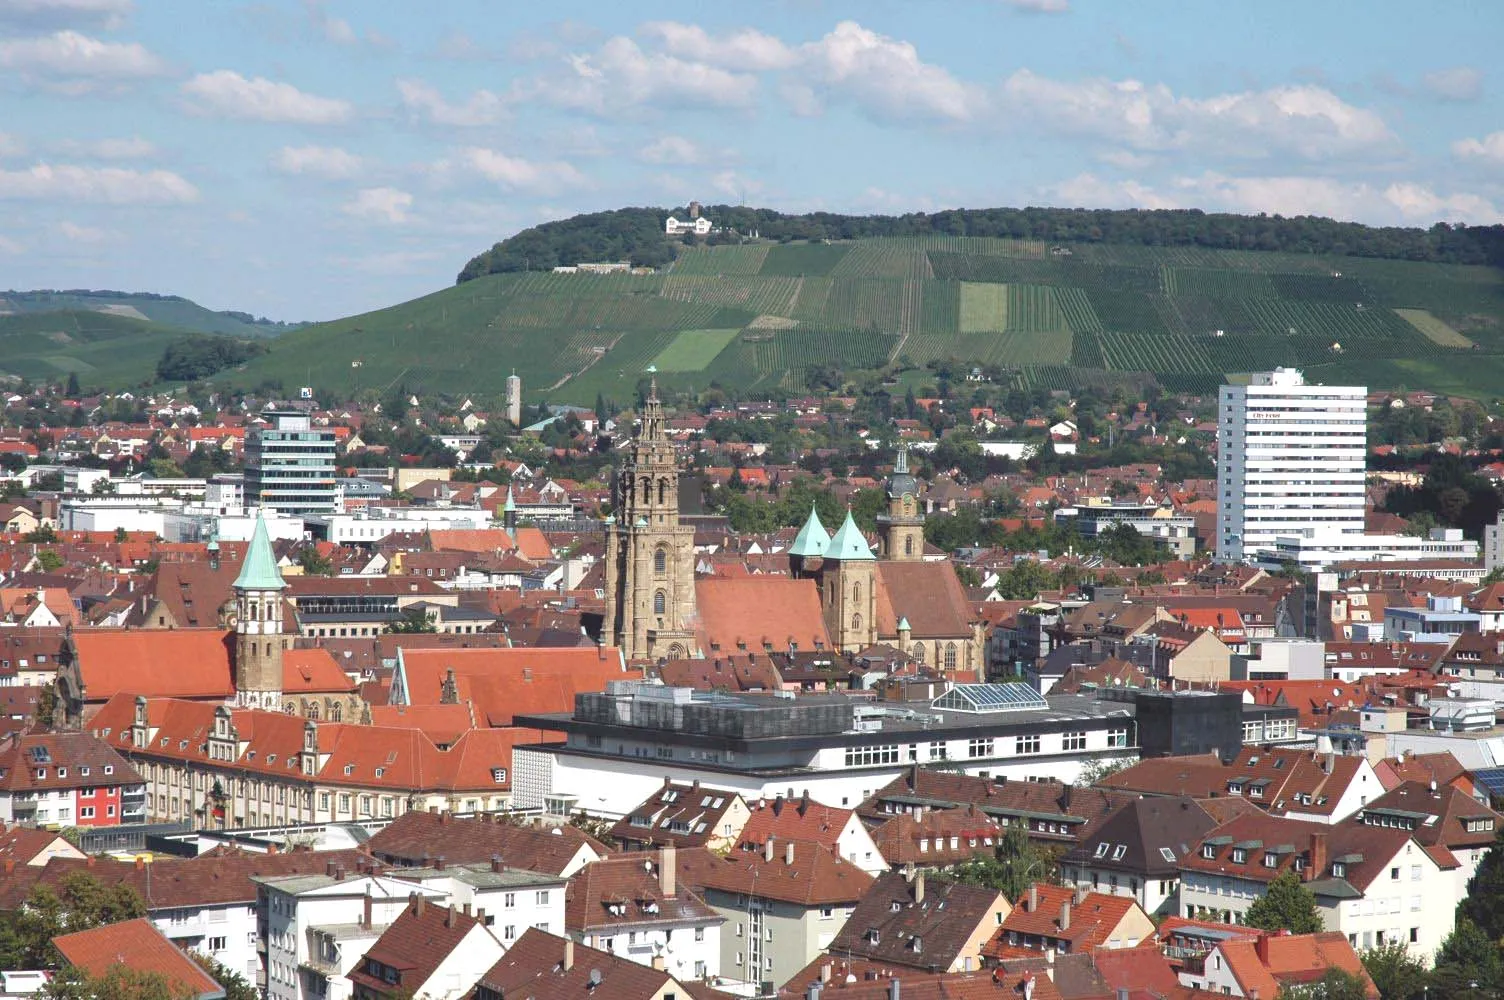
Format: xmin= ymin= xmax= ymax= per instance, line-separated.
xmin=284 ymin=703 xmax=294 ymax=715
xmin=852 ymin=582 xmax=861 ymax=603
xmin=265 ymin=643 xmax=273 ymax=657
xmin=654 ymin=547 xmax=667 ymax=574
xmin=912 ymin=643 xmax=926 ymax=661
xmin=904 ymin=536 xmax=913 ymax=556
xmin=852 ymin=614 xmax=863 ymax=632
xmin=248 ymin=603 xmax=258 ymax=621
xmin=641 ymin=477 xmax=652 ymax=503
xmin=944 ymin=643 xmax=958 ymax=670
xmin=306 ymin=703 xmax=319 ymax=721
xmin=658 ymin=478 xmax=667 ymax=504
xmin=654 ymin=591 xmax=667 ymax=615
xmin=330 ymin=703 xmax=342 ymax=722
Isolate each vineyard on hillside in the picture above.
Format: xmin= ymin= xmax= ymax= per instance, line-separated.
xmin=232 ymin=234 xmax=1504 ymax=403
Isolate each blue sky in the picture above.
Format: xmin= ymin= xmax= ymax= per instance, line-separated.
xmin=1 ymin=0 xmax=1501 ymax=322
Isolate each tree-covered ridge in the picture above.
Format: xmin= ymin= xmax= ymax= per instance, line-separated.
xmin=457 ymin=205 xmax=1504 ymax=282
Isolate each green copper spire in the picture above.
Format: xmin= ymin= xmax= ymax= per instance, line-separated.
xmin=826 ymin=509 xmax=875 ymax=561
xmin=788 ymin=504 xmax=830 ymax=559
xmin=503 ymin=486 xmax=517 ymax=512
xmin=234 ymin=512 xmax=286 ymax=591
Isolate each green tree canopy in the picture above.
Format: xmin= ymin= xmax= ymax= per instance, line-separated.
xmin=1361 ymin=943 xmax=1429 ymax=1000
xmin=1245 ymin=871 xmax=1323 ymax=934
xmin=1276 ymin=969 xmax=1372 ymax=1000
xmin=0 ymin=872 xmax=149 ymax=969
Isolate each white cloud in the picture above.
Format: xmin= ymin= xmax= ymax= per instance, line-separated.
xmin=639 ymin=21 xmax=795 ymax=71
xmin=1004 ymin=0 xmax=1069 ymax=11
xmin=57 ymin=219 xmax=112 ymax=242
xmin=0 ymin=0 xmax=132 ymax=29
xmin=0 ymin=232 xmax=20 ymax=253
xmin=538 ymin=36 xmax=759 ymax=114
xmin=343 ymin=186 xmax=411 ymax=223
xmin=0 ymin=29 xmax=163 ymax=90
xmin=711 ymin=168 xmax=762 ymax=202
xmin=52 ymin=135 xmax=154 ymax=158
xmin=1421 ymin=66 xmax=1482 ymax=102
xmin=638 ymin=134 xmax=705 ymax=165
xmin=0 ymin=132 xmax=25 ymax=158
xmin=397 ymin=79 xmax=508 ymax=127
xmin=1047 ymin=171 xmax=1503 ymax=225
xmin=304 ymin=0 xmax=354 ymax=44
xmin=1453 ymin=131 xmax=1504 ymax=165
xmin=455 ymin=147 xmax=586 ymax=193
xmin=181 ymin=70 xmax=352 ymax=124
xmin=0 ymin=162 xmax=197 ymax=203
xmin=797 ymin=21 xmax=981 ymax=122
xmin=1001 ymin=73 xmax=1395 ymax=159
xmin=271 ymin=144 xmax=362 ymax=179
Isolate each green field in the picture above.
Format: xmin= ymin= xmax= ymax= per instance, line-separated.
xmin=652 ymin=329 xmax=740 ymax=371
xmin=225 ymin=235 xmax=1504 ymax=402
xmin=0 ymin=309 xmax=210 ymax=384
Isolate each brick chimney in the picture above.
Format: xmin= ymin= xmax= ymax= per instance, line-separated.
xmin=362 ymin=893 xmax=372 ymax=930
xmin=1255 ymin=932 xmax=1271 ymax=965
xmin=914 ymin=873 xmax=925 ymax=904
xmin=445 ymin=903 xmax=456 ymax=928
xmin=1028 ymin=883 xmax=1039 ymax=912
xmin=1307 ymin=832 xmax=1327 ymax=882
xmin=659 ymin=845 xmax=677 ymax=896
xmin=1059 ymin=900 xmax=1071 ymax=932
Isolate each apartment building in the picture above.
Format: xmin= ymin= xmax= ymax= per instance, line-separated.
xmin=247 ymin=409 xmax=338 ymax=517
xmin=0 ymin=731 xmax=145 ymax=827
xmin=1217 ymin=369 xmax=1366 ymax=562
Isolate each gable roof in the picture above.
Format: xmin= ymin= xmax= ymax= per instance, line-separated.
xmin=829 ymin=872 xmax=1007 ymax=971
xmin=54 ymin=917 xmax=224 ymax=1000
xmin=1060 ymin=797 xmax=1219 ymax=876
xmin=564 ymin=853 xmax=722 ymax=933
xmin=395 ymin=646 xmax=636 ymax=727
xmin=1216 ymin=933 xmax=1378 ymax=1000
xmin=476 ymin=928 xmax=678 ymax=1000
xmin=348 ymin=896 xmax=488 ymax=994
xmin=367 ymin=811 xmax=606 ymax=876
xmin=610 ymin=780 xmax=745 ymax=849
xmin=739 ymin=793 xmax=859 ymax=852
xmin=677 ymin=841 xmax=874 ymax=906
xmin=69 ymin=629 xmax=235 ymax=702
xmin=991 ymin=884 xmax=1144 ymax=954
xmin=875 ymin=561 xmax=975 ymax=639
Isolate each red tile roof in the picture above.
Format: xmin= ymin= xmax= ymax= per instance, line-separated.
xmin=678 ymin=841 xmax=874 ymax=906
xmin=69 ymin=629 xmax=235 ymax=703
xmin=53 ymin=917 xmax=223 ymax=999
xmin=477 ymin=928 xmax=679 ymax=1000
xmin=695 ymin=577 xmax=832 ymax=653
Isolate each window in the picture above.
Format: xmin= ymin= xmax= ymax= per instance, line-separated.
xmin=1094 ymin=843 xmax=1110 ymax=859
xmin=653 ymin=591 xmax=666 ymax=615
xmin=944 ymin=644 xmax=957 ymax=671
xmin=1015 ymin=735 xmax=1041 ymax=755
xmin=845 ymin=745 xmax=900 ymax=767
xmin=504 ymin=893 xmax=516 ymax=908
xmin=695 ymin=927 xmax=705 ymax=941
xmin=1391 ymin=867 xmax=1400 ymax=880
xmin=968 ymin=738 xmax=994 ymax=759
xmin=1231 ymin=848 xmax=1247 ymax=864
xmin=654 ymin=548 xmax=667 ymax=574
xmin=1107 ymin=728 xmax=1129 ymax=748
xmin=536 ymin=891 xmax=550 ymax=905
xmin=79 ymin=807 xmax=95 ymax=819
xmin=492 ymin=767 xmax=507 ymax=783
xmin=927 ymin=741 xmax=948 ymax=761
xmin=208 ymin=936 xmax=227 ymax=952
xmin=1112 ymin=845 xmax=1127 ymax=861
xmin=1062 ymin=731 xmax=1086 ymax=751
xmin=1263 ymin=853 xmax=1278 ymax=868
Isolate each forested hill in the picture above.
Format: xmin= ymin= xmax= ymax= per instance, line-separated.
xmin=457 ymin=205 xmax=1504 ymax=283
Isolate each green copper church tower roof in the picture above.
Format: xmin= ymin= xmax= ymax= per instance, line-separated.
xmin=826 ymin=509 xmax=875 ymax=561
xmin=234 ymin=513 xmax=286 ymax=591
xmin=788 ymin=504 xmax=830 ymax=558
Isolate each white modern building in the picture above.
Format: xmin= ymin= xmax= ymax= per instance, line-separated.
xmin=247 ymin=409 xmax=338 ymax=517
xmin=1217 ymin=368 xmax=1367 ymax=562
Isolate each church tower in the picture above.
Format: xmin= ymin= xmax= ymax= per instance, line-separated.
xmin=820 ymin=510 xmax=877 ymax=652
xmin=878 ymin=446 xmax=925 ymax=561
xmin=232 ymin=512 xmax=288 ymax=710
xmin=603 ymin=372 xmax=698 ymax=660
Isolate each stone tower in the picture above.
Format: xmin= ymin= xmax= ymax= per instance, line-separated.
xmin=603 ymin=373 xmax=698 ymax=660
xmin=232 ymin=512 xmax=288 ymax=710
xmin=820 ymin=510 xmax=877 ymax=652
xmin=878 ymin=446 xmax=925 ymax=561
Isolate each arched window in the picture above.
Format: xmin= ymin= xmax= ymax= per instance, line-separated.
xmin=265 ymin=643 xmax=273 ymax=657
xmin=330 ymin=702 xmax=342 ymax=722
xmin=654 ymin=547 xmax=667 ymax=574
xmin=284 ymin=702 xmax=295 ymax=715
xmin=912 ymin=643 xmax=926 ymax=661
xmin=852 ymin=582 xmax=861 ymax=603
xmin=641 ymin=477 xmax=652 ymax=503
xmin=658 ymin=478 xmax=667 ymax=504
xmin=904 ymin=536 xmax=914 ymax=556
xmin=852 ymin=613 xmax=863 ymax=632
xmin=248 ymin=603 xmax=259 ymax=621
xmin=306 ymin=703 xmax=319 ymax=720
xmin=654 ymin=590 xmax=667 ymax=615
xmin=944 ymin=643 xmax=958 ymax=670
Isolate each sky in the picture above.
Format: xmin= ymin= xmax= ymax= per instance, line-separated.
xmin=1 ymin=0 xmax=1502 ymax=322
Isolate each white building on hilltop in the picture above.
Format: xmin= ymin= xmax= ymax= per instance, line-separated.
xmin=1217 ymin=368 xmax=1367 ymax=563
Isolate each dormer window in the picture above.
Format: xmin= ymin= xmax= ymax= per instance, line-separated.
xmin=1202 ymin=844 xmax=1216 ymax=859
xmin=1231 ymin=848 xmax=1247 ymax=864
xmin=1332 ymin=861 xmax=1346 ymax=878
xmin=1094 ymin=843 xmax=1109 ymax=858
xmin=1263 ymin=853 xmax=1277 ymax=868
xmin=1112 ymin=845 xmax=1127 ymax=861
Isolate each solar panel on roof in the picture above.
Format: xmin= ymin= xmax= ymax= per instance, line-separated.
xmin=1474 ymin=767 xmax=1504 ymax=798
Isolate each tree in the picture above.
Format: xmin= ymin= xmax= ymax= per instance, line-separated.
xmin=25 ymin=524 xmax=58 ymax=544
xmin=1077 ymin=757 xmax=1131 ymax=786
xmin=92 ymin=478 xmax=117 ymax=496
xmin=1244 ymin=870 xmax=1323 ymax=934
xmin=0 ymin=872 xmax=148 ymax=968
xmin=64 ymin=372 xmax=80 ymax=397
xmin=936 ymin=823 xmax=1053 ymax=902
xmin=41 ymin=965 xmax=187 ymax=1000
xmin=32 ymin=683 xmax=57 ymax=730
xmin=1361 ymin=943 xmax=1430 ymax=1000
xmin=1458 ymin=829 xmax=1504 ymax=940
xmin=1432 ymin=918 xmax=1504 ymax=998
xmin=384 ymin=608 xmax=437 ymax=634
xmin=36 ymin=549 xmax=64 ymax=573
xmin=1276 ymin=969 xmax=1372 ymax=1000
xmin=191 ymin=953 xmax=257 ymax=1000
xmin=297 ymin=547 xmax=333 ymax=576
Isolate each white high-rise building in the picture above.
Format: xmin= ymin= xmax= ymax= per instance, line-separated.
xmin=1217 ymin=368 xmax=1367 ymax=562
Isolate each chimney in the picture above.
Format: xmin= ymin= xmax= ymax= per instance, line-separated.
xmin=491 ymin=854 xmax=504 ymax=872
xmin=773 ymin=796 xmax=785 ymax=817
xmin=786 ymin=841 xmax=796 ymax=867
xmin=563 ymin=937 xmax=575 ymax=972
xmin=435 ymin=855 xmax=446 ymax=871
xmin=651 ymin=955 xmax=666 ymax=972
xmin=1256 ymin=932 xmax=1271 ymax=965
xmin=1059 ymin=900 xmax=1071 ymax=931
xmin=463 ymin=903 xmax=472 ymax=917
xmin=1028 ymin=883 xmax=1039 ymax=912
xmin=1307 ymin=832 xmax=1328 ymax=882
xmin=659 ymin=845 xmax=677 ymax=896
xmin=415 ymin=893 xmax=426 ymax=917
xmin=809 ymin=985 xmax=823 ymax=1000
xmin=888 ymin=979 xmax=901 ymax=1000
xmin=913 ymin=873 xmax=924 ymax=904
xmin=1117 ymin=990 xmax=1130 ymax=1000
xmin=445 ymin=903 xmax=456 ymax=928
xmin=476 ymin=907 xmax=486 ymax=925
xmin=764 ymin=837 xmax=775 ymax=863
xmin=135 ymin=856 xmax=145 ymax=870
xmin=362 ymin=893 xmax=372 ymax=930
